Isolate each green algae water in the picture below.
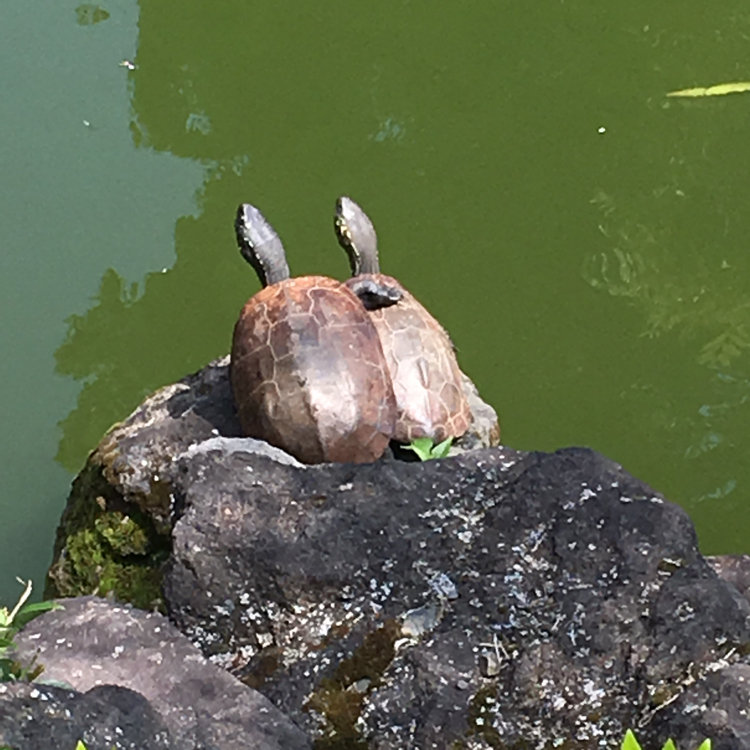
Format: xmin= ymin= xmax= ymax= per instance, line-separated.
xmin=3 ymin=1 xmax=750 ymax=603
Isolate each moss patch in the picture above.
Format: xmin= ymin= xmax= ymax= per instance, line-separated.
xmin=466 ymin=684 xmax=503 ymax=748
xmin=307 ymin=618 xmax=401 ymax=748
xmin=45 ymin=460 xmax=170 ymax=610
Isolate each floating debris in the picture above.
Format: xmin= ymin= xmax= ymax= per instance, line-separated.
xmin=667 ymin=81 xmax=750 ymax=98
xmin=186 ymin=111 xmax=212 ymax=135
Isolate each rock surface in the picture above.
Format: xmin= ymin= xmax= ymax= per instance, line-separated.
xmin=159 ymin=443 xmax=750 ymax=749
xmin=41 ymin=359 xmax=750 ymax=749
xmin=45 ymin=357 xmax=498 ymax=608
xmin=9 ymin=596 xmax=310 ymax=750
xmin=0 ymin=681 xmax=173 ymax=750
xmin=708 ymin=554 xmax=750 ymax=604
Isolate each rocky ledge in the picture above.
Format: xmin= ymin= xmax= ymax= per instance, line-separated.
xmin=4 ymin=597 xmax=309 ymax=750
xmin=6 ymin=360 xmax=750 ymax=749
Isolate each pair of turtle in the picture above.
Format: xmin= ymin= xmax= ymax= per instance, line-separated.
xmin=230 ymin=197 xmax=470 ymax=464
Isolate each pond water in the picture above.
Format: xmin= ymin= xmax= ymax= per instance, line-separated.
xmin=3 ymin=1 xmax=750 ymax=603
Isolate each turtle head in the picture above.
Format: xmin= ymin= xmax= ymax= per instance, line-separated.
xmin=334 ymin=196 xmax=380 ymax=276
xmin=235 ymin=203 xmax=291 ymax=287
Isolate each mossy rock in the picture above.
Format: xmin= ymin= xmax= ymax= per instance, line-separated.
xmin=45 ymin=459 xmax=170 ymax=610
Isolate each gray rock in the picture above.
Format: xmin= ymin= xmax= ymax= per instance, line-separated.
xmin=44 ymin=358 xmax=750 ymax=748
xmin=11 ymin=596 xmax=310 ymax=750
xmin=157 ymin=443 xmax=750 ymax=749
xmin=708 ymin=554 xmax=750 ymax=604
xmin=0 ymin=682 xmax=172 ymax=750
xmin=455 ymin=371 xmax=501 ymax=451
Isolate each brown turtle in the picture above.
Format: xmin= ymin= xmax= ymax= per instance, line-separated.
xmin=230 ymin=203 xmax=397 ymax=464
xmin=334 ymin=196 xmax=471 ymax=443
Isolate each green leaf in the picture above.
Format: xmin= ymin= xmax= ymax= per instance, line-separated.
xmin=75 ymin=741 xmax=89 ymax=750
xmin=17 ymin=600 xmax=60 ymax=616
xmin=620 ymin=731 xmax=711 ymax=750
xmin=431 ymin=437 xmax=453 ymax=458
xmin=0 ymin=579 xmax=61 ymax=683
xmin=13 ymin=600 xmax=62 ymax=628
xmin=404 ymin=436 xmax=454 ymax=461
xmin=405 ymin=437 xmax=433 ymax=461
xmin=621 ymin=729 xmax=642 ymax=750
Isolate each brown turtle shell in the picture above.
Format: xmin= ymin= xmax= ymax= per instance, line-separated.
xmin=346 ymin=273 xmax=471 ymax=443
xmin=231 ymin=275 xmax=397 ymax=464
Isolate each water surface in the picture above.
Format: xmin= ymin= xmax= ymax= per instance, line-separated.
xmin=2 ymin=1 xmax=750 ymax=602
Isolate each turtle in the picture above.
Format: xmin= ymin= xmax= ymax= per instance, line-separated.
xmin=334 ymin=196 xmax=471 ymax=444
xmin=230 ymin=202 xmax=397 ymax=464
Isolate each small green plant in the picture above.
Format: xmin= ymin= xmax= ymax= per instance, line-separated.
xmin=0 ymin=578 xmax=60 ymax=681
xmin=621 ymin=729 xmax=711 ymax=750
xmin=405 ymin=436 xmax=453 ymax=461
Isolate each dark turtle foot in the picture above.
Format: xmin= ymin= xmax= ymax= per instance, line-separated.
xmin=348 ymin=277 xmax=403 ymax=310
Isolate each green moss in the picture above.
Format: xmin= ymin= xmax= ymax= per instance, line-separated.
xmin=730 ymin=640 xmax=750 ymax=657
xmin=466 ymin=684 xmax=504 ymax=748
xmin=308 ymin=619 xmax=401 ymax=749
xmin=238 ymin=647 xmax=282 ymax=690
xmin=309 ymin=684 xmax=367 ymax=748
xmin=94 ymin=512 xmax=150 ymax=555
xmin=45 ymin=460 xmax=170 ymax=610
xmin=64 ymin=524 xmax=164 ymax=609
xmin=332 ymin=618 xmax=400 ymax=686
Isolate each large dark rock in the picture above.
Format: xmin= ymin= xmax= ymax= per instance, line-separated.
xmin=10 ymin=596 xmax=310 ymax=750
xmin=159 ymin=442 xmax=750 ymax=749
xmin=42 ymin=359 xmax=750 ymax=749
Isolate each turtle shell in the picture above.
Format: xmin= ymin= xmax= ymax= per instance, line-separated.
xmin=346 ymin=273 xmax=470 ymax=443
xmin=230 ymin=275 xmax=397 ymax=464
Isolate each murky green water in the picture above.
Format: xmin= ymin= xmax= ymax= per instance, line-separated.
xmin=3 ymin=1 xmax=750 ymax=603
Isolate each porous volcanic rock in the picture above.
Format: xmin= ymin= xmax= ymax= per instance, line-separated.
xmin=158 ymin=443 xmax=750 ymax=749
xmin=44 ymin=359 xmax=750 ymax=749
xmin=10 ymin=596 xmax=310 ymax=750
xmin=708 ymin=554 xmax=750 ymax=605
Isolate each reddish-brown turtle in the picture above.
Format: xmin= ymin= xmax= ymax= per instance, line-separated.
xmin=334 ymin=196 xmax=471 ymax=443
xmin=230 ymin=203 xmax=397 ymax=464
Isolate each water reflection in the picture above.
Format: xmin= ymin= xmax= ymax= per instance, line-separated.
xmin=75 ymin=4 xmax=109 ymax=25
xmin=583 ymin=185 xmax=750 ymax=516
xmin=53 ymin=167 xmax=249 ymax=473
